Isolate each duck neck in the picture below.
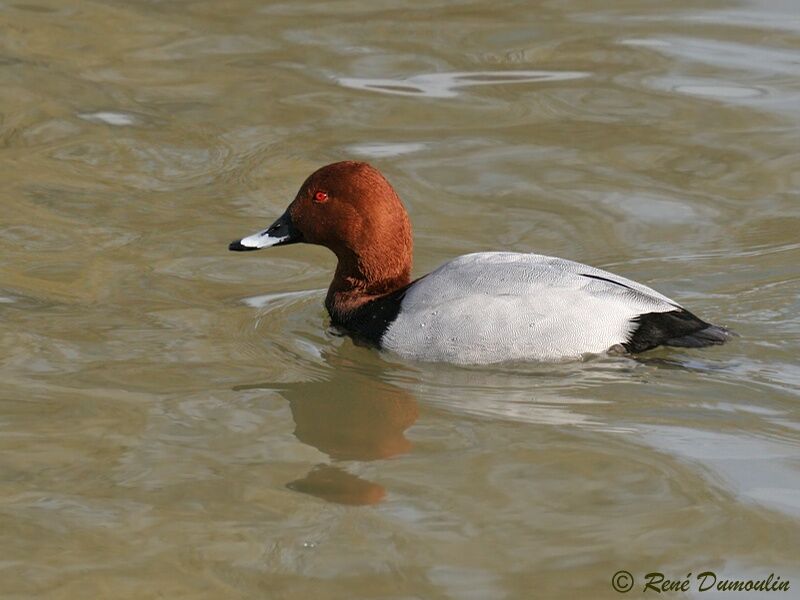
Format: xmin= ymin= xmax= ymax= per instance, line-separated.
xmin=325 ymin=247 xmax=411 ymax=323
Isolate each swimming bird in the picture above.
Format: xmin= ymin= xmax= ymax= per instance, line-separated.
xmin=229 ymin=161 xmax=733 ymax=364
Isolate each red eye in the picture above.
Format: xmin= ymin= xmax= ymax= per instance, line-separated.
xmin=314 ymin=191 xmax=329 ymax=203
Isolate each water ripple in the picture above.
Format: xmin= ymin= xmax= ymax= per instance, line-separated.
xmin=78 ymin=111 xmax=138 ymax=126
xmin=337 ymin=70 xmax=589 ymax=98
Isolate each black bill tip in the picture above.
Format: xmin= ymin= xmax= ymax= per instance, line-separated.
xmin=229 ymin=240 xmax=258 ymax=252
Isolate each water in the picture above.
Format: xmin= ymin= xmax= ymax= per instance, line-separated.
xmin=1 ymin=0 xmax=799 ymax=597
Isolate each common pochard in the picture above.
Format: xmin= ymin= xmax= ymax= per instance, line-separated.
xmin=230 ymin=161 xmax=733 ymax=364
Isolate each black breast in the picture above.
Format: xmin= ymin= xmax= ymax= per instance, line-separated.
xmin=329 ymin=283 xmax=411 ymax=348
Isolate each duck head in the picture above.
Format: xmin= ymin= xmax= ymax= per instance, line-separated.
xmin=230 ymin=161 xmax=413 ymax=313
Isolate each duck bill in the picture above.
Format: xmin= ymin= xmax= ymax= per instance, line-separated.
xmin=229 ymin=209 xmax=302 ymax=251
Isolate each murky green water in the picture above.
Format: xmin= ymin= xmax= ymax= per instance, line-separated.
xmin=2 ymin=0 xmax=799 ymax=597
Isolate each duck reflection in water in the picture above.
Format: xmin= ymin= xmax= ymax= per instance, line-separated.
xmin=236 ymin=369 xmax=418 ymax=506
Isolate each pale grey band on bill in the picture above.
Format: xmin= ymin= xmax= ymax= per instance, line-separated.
xmin=236 ymin=228 xmax=288 ymax=249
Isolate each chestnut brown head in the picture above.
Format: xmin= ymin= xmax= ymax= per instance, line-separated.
xmin=230 ymin=161 xmax=413 ymax=294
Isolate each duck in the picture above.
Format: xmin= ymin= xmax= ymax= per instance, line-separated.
xmin=229 ymin=161 xmax=734 ymax=364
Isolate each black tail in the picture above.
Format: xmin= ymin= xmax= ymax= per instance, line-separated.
xmin=663 ymin=324 xmax=735 ymax=348
xmin=624 ymin=310 xmax=737 ymax=354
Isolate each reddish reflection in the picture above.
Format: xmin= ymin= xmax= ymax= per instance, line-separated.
xmin=287 ymin=464 xmax=386 ymax=506
xmin=279 ymin=374 xmax=419 ymax=505
xmin=288 ymin=380 xmax=418 ymax=460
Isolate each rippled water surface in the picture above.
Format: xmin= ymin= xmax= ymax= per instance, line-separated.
xmin=2 ymin=0 xmax=799 ymax=597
